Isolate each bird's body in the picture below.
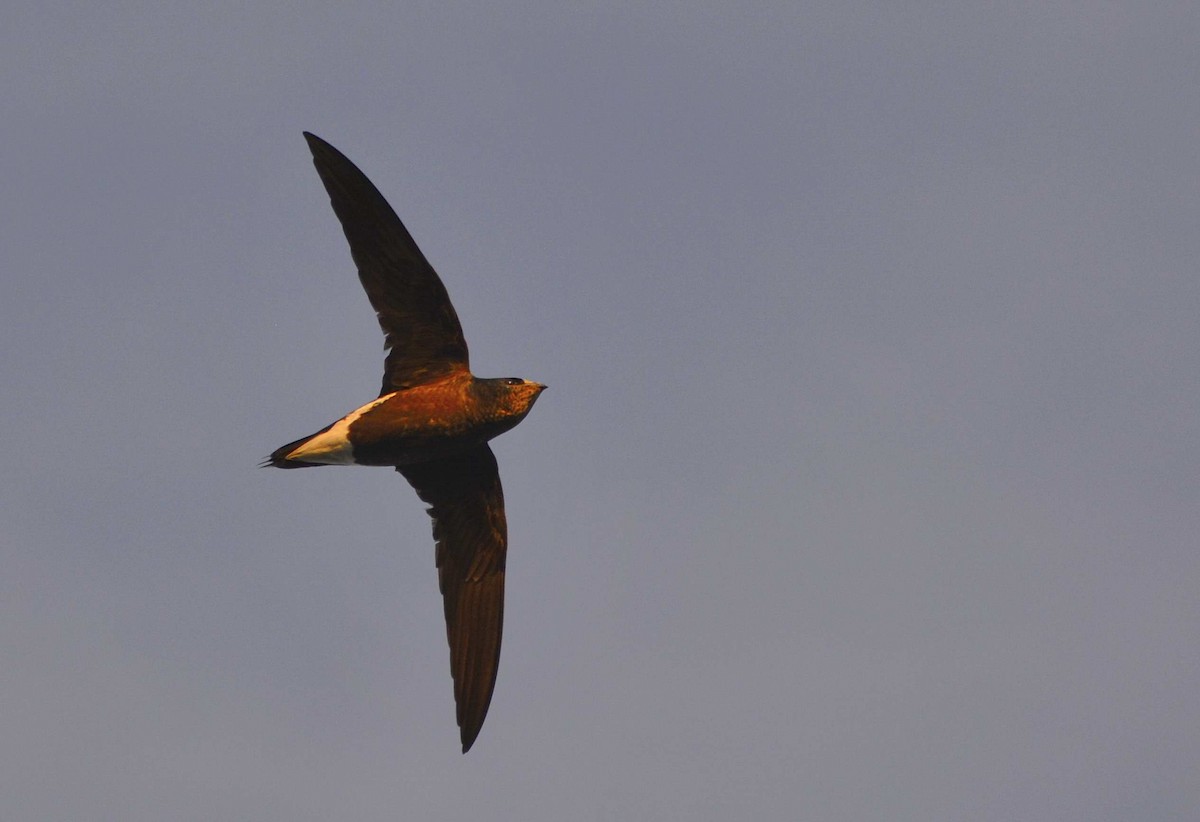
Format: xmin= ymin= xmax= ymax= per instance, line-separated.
xmin=267 ymin=373 xmax=543 ymax=468
xmin=265 ymin=132 xmax=544 ymax=752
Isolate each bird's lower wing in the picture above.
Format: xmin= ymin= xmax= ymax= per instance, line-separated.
xmin=398 ymin=445 xmax=507 ymax=753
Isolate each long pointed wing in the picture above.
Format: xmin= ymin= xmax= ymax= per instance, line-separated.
xmin=398 ymin=446 xmax=506 ymax=753
xmin=304 ymin=132 xmax=469 ymax=394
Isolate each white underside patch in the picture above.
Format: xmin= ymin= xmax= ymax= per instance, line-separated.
xmin=286 ymin=392 xmax=398 ymax=465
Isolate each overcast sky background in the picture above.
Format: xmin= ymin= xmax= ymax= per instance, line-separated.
xmin=3 ymin=3 xmax=1198 ymax=820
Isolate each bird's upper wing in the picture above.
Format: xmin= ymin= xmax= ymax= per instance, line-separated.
xmin=398 ymin=445 xmax=507 ymax=753
xmin=304 ymin=132 xmax=469 ymax=395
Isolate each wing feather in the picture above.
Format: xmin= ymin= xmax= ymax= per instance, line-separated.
xmin=398 ymin=446 xmax=506 ymax=752
xmin=304 ymin=132 xmax=469 ymax=393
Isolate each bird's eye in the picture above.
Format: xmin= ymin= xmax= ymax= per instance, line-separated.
xmin=504 ymin=378 xmax=525 ymax=386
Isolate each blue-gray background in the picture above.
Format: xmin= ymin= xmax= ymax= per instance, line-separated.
xmin=3 ymin=4 xmax=1197 ymax=820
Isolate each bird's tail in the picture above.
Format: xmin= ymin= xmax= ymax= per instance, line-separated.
xmin=260 ymin=435 xmax=324 ymax=469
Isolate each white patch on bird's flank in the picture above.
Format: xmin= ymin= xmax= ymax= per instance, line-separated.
xmin=286 ymin=392 xmax=397 ymax=465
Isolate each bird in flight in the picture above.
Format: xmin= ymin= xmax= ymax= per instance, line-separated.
xmin=265 ymin=132 xmax=546 ymax=752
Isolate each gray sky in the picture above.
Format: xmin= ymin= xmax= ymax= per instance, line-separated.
xmin=3 ymin=3 xmax=1198 ymax=820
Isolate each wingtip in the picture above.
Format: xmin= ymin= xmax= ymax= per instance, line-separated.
xmin=460 ymin=710 xmax=485 ymax=753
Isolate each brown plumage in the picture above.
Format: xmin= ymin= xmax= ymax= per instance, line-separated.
xmin=265 ymin=132 xmax=545 ymax=752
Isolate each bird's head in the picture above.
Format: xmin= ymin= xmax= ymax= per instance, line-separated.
xmin=477 ymin=377 xmax=547 ymax=422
